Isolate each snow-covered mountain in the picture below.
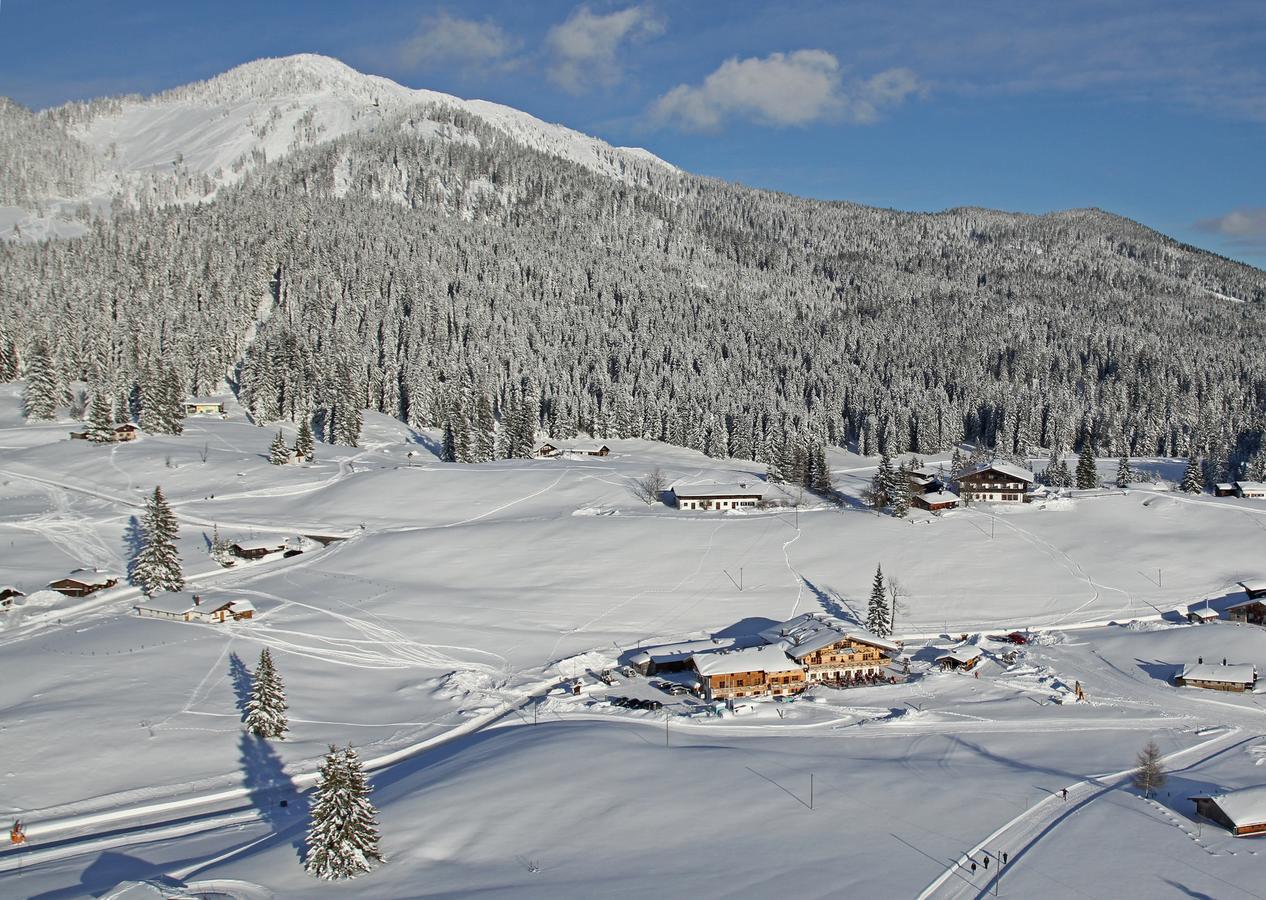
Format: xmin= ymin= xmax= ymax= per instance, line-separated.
xmin=1 ymin=53 xmax=674 ymax=241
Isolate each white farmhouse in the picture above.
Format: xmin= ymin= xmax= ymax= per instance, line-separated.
xmin=672 ymin=480 xmax=767 ymax=511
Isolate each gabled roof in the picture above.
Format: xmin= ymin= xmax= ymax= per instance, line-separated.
xmin=692 ymin=644 xmax=804 ymax=676
xmin=1227 ymin=596 xmax=1266 ymax=610
xmin=231 ymin=538 xmax=285 ymax=553
xmin=1192 ymin=785 xmax=1266 ymax=827
xmin=920 ymin=489 xmax=960 ymax=503
xmin=51 ymin=568 xmax=122 ymax=586
xmin=1187 ymin=607 xmax=1219 ymax=619
xmin=957 ymin=459 xmax=1036 ymax=483
xmin=911 ymin=465 xmax=940 ymax=478
xmin=1237 ymin=578 xmax=1266 ymax=594
xmin=673 ymin=481 xmax=767 ymax=499
xmin=758 ymin=612 xmax=900 ymax=657
xmin=565 ymin=441 xmax=609 ymax=453
xmin=1236 ymin=481 xmax=1266 ymax=492
xmin=1179 ymin=663 xmax=1256 ymax=684
xmin=936 ymin=646 xmax=983 ymax=664
xmin=0 ymin=585 xmax=24 ymax=596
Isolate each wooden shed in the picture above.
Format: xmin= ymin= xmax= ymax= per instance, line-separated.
xmin=230 ymin=539 xmax=285 ymax=561
xmin=48 ymin=570 xmax=121 ymax=597
xmin=1190 ymin=786 xmax=1266 ymax=836
xmin=1227 ymin=597 xmax=1266 ymax=626
xmin=936 ymin=646 xmax=983 ymax=671
xmin=1186 ymin=606 xmax=1219 ymax=624
xmin=912 ymin=489 xmax=960 ymax=511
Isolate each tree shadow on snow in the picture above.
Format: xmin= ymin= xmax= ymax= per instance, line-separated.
xmin=712 ymin=617 xmax=779 ymax=638
xmin=27 ymin=851 xmax=182 ymax=900
xmin=239 ymin=733 xmax=305 ymax=860
xmin=122 ymin=514 xmax=144 ymax=584
xmin=800 ymin=575 xmax=859 ymax=624
xmin=1135 ymin=659 xmax=1182 ymax=684
xmin=229 ymin=652 xmax=251 ymax=719
xmin=1159 ymin=881 xmax=1217 ymax=900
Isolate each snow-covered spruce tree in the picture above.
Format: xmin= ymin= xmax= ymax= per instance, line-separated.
xmin=1180 ymin=455 xmax=1204 ymax=494
xmin=891 ymin=462 xmax=911 ymax=518
xmin=294 ymin=418 xmax=316 ymax=462
xmin=1043 ymin=447 xmax=1071 ymax=488
xmin=139 ymin=366 xmax=182 ymax=435
xmin=809 ymin=444 xmax=832 ymax=495
xmin=269 ymin=430 xmax=290 ymax=465
xmin=764 ymin=436 xmax=785 ymax=484
xmin=22 ymin=338 xmax=61 ymax=420
xmin=1131 ymin=740 xmax=1167 ymax=799
xmin=210 ymin=524 xmax=234 ymax=567
xmin=1075 ymin=441 xmax=1098 ymax=489
xmin=245 ymin=647 xmax=288 ymax=739
xmin=470 ymin=389 xmax=496 ymax=463
xmin=866 ymin=564 xmax=891 ymax=637
xmin=86 ymin=391 xmax=116 ymax=442
xmin=304 ymin=744 xmax=384 ymax=880
xmin=440 ymin=421 xmax=457 ymax=462
xmin=132 ymin=486 xmax=183 ymax=594
xmin=0 ymin=331 xmax=17 ymax=381
xmin=1115 ymin=454 xmax=1135 ymax=488
xmin=874 ymin=451 xmax=896 ymax=508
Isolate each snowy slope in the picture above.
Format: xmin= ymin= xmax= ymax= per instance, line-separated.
xmin=3 ymin=54 xmax=674 ymax=241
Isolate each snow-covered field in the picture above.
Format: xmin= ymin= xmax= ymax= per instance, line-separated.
xmin=2 ymin=381 xmax=1265 ymax=898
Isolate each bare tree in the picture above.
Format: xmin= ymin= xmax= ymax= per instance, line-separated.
xmin=1131 ymin=741 xmax=1167 ymax=798
xmin=631 ymin=468 xmax=668 ymax=505
xmin=887 ymin=578 xmax=909 ymax=634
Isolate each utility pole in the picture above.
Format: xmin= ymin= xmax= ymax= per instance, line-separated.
xmin=665 ymin=711 xmax=670 ymax=749
xmin=810 ymin=773 xmax=814 ymax=810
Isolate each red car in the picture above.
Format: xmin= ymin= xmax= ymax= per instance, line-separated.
xmin=1006 ymin=632 xmax=1028 ymax=644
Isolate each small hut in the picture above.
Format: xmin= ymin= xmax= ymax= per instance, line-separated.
xmin=1190 ymin=786 xmax=1266 ymax=836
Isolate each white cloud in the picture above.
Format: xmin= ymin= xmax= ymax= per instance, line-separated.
xmin=1196 ymin=207 xmax=1266 ymax=246
xmin=398 ymin=11 xmax=518 ymax=71
xmin=650 ymin=50 xmax=921 ymax=131
xmin=545 ymin=4 xmax=666 ymax=93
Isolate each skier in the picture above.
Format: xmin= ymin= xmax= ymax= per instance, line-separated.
xmin=1061 ymin=788 xmax=1068 ymax=801
xmin=971 ymin=861 xmax=977 ymax=875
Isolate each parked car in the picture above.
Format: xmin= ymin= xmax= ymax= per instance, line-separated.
xmin=644 ymin=700 xmax=664 ymax=711
xmin=665 ymin=684 xmax=690 ymax=696
xmin=1006 ymin=632 xmax=1029 ymax=644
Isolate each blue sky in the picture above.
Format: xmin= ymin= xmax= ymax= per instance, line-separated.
xmin=2 ymin=0 xmax=1264 ymax=267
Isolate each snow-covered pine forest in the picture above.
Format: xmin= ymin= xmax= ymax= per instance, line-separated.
xmin=2 ymin=55 xmax=1265 ymax=474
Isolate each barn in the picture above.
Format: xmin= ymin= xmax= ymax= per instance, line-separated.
xmin=1174 ymin=663 xmax=1257 ymax=692
xmin=1190 ymin=786 xmax=1266 ymax=836
xmin=48 ymin=569 xmax=121 ymax=597
xmin=1227 ymin=596 xmax=1266 ymax=626
xmin=912 ymin=489 xmax=960 ymax=511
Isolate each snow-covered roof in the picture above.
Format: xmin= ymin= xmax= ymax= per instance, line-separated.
xmin=1238 ymin=579 xmax=1266 ymax=595
xmin=912 ymin=465 xmax=940 ymax=478
xmin=1216 ymin=482 xmax=1235 ymax=490
xmin=563 ymin=441 xmax=609 ymax=453
xmin=226 ymin=599 xmax=255 ymax=613
xmin=1227 ymin=596 xmax=1266 ymax=609
xmin=0 ymin=585 xmax=23 ymax=596
xmin=758 ymin=613 xmax=901 ymax=657
xmin=937 ymin=646 xmax=983 ymax=664
xmin=958 ymin=459 xmax=1036 ymax=483
xmin=133 ymin=591 xmax=203 ymax=615
xmin=673 ymin=481 xmax=767 ymax=499
xmin=920 ymin=489 xmax=960 ymax=503
xmin=1193 ymin=785 xmax=1266 ymax=827
xmin=1187 ymin=607 xmax=1219 ymax=620
xmin=232 ymin=538 xmax=285 ymax=552
xmin=1236 ymin=481 xmax=1266 ymax=493
xmin=53 ymin=568 xmax=122 ymax=586
xmin=1179 ymin=663 xmax=1256 ymax=684
xmin=631 ymin=636 xmax=758 ymax=666
xmin=692 ymin=644 xmax=804 ymax=676
xmin=184 ymin=397 xmax=223 ymax=406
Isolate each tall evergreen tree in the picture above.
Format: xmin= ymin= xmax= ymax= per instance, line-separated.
xmin=294 ymin=418 xmax=316 ymax=462
xmin=1075 ymin=441 xmax=1098 ymax=489
xmin=873 ymin=451 xmax=896 ymax=508
xmin=1115 ymin=453 xmax=1135 ymax=488
xmin=440 ymin=420 xmax=458 ymax=462
xmin=244 ymin=647 xmax=288 ymax=739
xmin=891 ymin=462 xmax=911 ymax=518
xmin=86 ymin=390 xmax=116 ymax=442
xmin=305 ymin=744 xmax=384 ymax=879
xmin=22 ymin=338 xmax=60 ymax=420
xmin=866 ymin=564 xmax=891 ymax=637
xmin=132 ymin=485 xmax=183 ymax=595
xmin=269 ymin=430 xmax=291 ymax=465
xmin=1180 ymin=454 xmax=1204 ymax=494
xmin=809 ymin=444 xmax=833 ymax=495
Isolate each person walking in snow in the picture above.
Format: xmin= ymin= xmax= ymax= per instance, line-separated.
xmin=1062 ymin=788 xmax=1068 ymax=801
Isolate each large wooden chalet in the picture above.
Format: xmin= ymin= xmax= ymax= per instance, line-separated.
xmin=1190 ymin=786 xmax=1266 ymax=837
xmin=691 ymin=645 xmax=807 ymax=701
xmin=955 ymin=460 xmax=1035 ymax=504
xmin=758 ymin=613 xmax=899 ymax=683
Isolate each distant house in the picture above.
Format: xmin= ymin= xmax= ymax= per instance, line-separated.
xmin=0 ymin=586 xmax=23 ymax=609
xmin=1190 ymin=786 xmax=1266 ymax=836
xmin=230 ymin=539 xmax=286 ymax=561
xmin=48 ymin=569 xmax=121 ymax=597
xmin=113 ymin=423 xmax=139 ymax=442
xmin=1186 ymin=606 xmax=1219 ymax=624
xmin=672 ymin=481 xmax=767 ymax=511
xmin=912 ymin=489 xmax=960 ymax=511
xmin=908 ymin=465 xmax=940 ymax=495
xmin=1175 ymin=663 xmax=1257 ymax=692
xmin=758 ymin=613 xmax=899 ymax=683
xmin=1236 ymin=481 xmax=1266 ymax=499
xmin=691 ymin=645 xmax=807 ymax=701
xmin=956 ymin=460 xmax=1035 ymax=504
xmin=1239 ymin=579 xmax=1266 ymax=601
xmin=134 ymin=592 xmax=254 ymax=623
xmin=534 ymin=441 xmax=609 ymax=458
xmin=182 ymin=398 xmax=226 ymax=417
xmin=936 ymin=645 xmax=983 ymax=671
xmin=1215 ymin=483 xmax=1238 ymax=497
xmin=1227 ymin=596 xmax=1266 ymax=626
